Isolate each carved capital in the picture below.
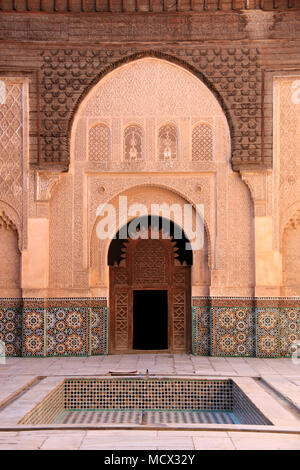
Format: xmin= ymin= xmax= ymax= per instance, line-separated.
xmin=35 ymin=171 xmax=61 ymax=202
xmin=241 ymin=171 xmax=267 ymax=217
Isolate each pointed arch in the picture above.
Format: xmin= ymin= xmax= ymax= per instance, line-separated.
xmin=69 ymin=50 xmax=233 ymax=169
xmin=123 ymin=124 xmax=144 ymax=162
xmin=0 ymin=203 xmax=21 ymax=292
xmin=158 ymin=123 xmax=178 ymax=162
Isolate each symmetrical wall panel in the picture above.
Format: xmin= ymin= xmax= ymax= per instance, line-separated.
xmin=0 ymin=297 xmax=299 ymax=357
xmin=124 ymin=125 xmax=143 ymax=162
xmin=0 ymin=298 xmax=108 ymax=357
xmin=0 ymin=299 xmax=22 ymax=357
xmin=192 ymin=298 xmax=300 ymax=358
xmin=89 ymin=124 xmax=110 ymax=162
xmin=274 ymin=76 xmax=300 ymax=296
xmin=255 ymin=308 xmax=280 ymax=358
xmin=0 ymin=78 xmax=27 ymax=253
xmin=0 ymin=81 xmax=23 ymax=212
xmin=109 ymin=234 xmax=191 ymax=354
xmin=158 ymin=124 xmax=177 ymax=163
xmin=22 ymin=304 xmax=45 ymax=357
xmin=192 ymin=124 xmax=213 ymax=162
xmin=192 ymin=306 xmax=210 ymax=356
xmin=211 ymin=307 xmax=255 ymax=357
xmin=37 ymin=47 xmax=262 ymax=170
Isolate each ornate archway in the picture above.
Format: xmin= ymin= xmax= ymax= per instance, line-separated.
xmin=0 ymin=208 xmax=21 ymax=296
xmin=108 ymin=221 xmax=192 ymax=354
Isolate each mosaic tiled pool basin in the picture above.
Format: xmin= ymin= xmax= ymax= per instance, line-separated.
xmin=19 ymin=378 xmax=272 ymax=426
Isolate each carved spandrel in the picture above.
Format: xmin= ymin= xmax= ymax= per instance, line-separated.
xmin=35 ymin=171 xmax=61 ymax=202
xmin=40 ymin=48 xmax=263 ymax=169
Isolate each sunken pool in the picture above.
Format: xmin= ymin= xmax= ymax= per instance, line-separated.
xmin=19 ymin=378 xmax=271 ymax=426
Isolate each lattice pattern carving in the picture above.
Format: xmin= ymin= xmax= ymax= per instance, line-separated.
xmin=115 ymin=292 xmax=129 ymax=350
xmin=173 ymin=290 xmax=185 ymax=351
xmin=89 ymin=124 xmax=110 ymax=161
xmin=158 ymin=124 xmax=177 ymax=162
xmin=134 ymin=240 xmax=167 ymax=285
xmin=173 ymin=272 xmax=185 ymax=285
xmin=192 ymin=123 xmax=213 ymax=161
xmin=0 ymin=82 xmax=23 ymax=210
xmin=124 ymin=125 xmax=143 ymax=161
xmin=114 ymin=269 xmax=128 ymax=285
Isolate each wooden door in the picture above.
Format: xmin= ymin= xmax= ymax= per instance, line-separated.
xmin=109 ymin=233 xmax=191 ymax=354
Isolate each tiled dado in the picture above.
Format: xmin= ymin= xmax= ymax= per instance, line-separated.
xmin=0 ymin=299 xmax=22 ymax=357
xmin=192 ymin=306 xmax=210 ymax=356
xmin=1 ymin=297 xmax=299 ymax=358
xmin=192 ymin=297 xmax=300 ymax=358
xmin=0 ymin=298 xmax=108 ymax=357
xmin=212 ymin=307 xmax=255 ymax=357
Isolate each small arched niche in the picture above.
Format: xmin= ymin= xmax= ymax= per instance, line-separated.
xmin=0 ymin=210 xmax=21 ymax=294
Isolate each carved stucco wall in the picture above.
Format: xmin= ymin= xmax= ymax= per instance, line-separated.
xmin=0 ymin=212 xmax=20 ymax=291
xmin=49 ymin=174 xmax=73 ymax=290
xmin=74 ymin=58 xmax=226 ymax=169
xmin=274 ymin=76 xmax=300 ymax=296
xmin=36 ymin=46 xmax=264 ymax=170
xmin=0 ymin=79 xmax=27 ymax=241
xmin=90 ymin=185 xmax=211 ymax=295
xmin=47 ymin=58 xmax=254 ymax=296
xmin=283 ymin=220 xmax=300 ymax=293
xmin=227 ymin=174 xmax=255 ymax=292
xmin=0 ymin=78 xmax=28 ymax=295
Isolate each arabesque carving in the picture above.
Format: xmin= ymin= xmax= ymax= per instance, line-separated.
xmin=41 ymin=48 xmax=262 ymax=170
xmin=36 ymin=171 xmax=61 ymax=202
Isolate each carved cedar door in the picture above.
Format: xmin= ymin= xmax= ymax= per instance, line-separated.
xmin=109 ymin=230 xmax=191 ymax=354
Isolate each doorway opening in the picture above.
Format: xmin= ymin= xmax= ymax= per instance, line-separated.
xmin=108 ymin=216 xmax=193 ymax=354
xmin=133 ymin=290 xmax=168 ymax=350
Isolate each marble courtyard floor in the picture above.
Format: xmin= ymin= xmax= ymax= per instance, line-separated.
xmin=0 ymin=354 xmax=300 ymax=450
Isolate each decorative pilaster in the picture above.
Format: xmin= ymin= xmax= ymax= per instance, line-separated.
xmin=241 ymin=171 xmax=281 ymax=297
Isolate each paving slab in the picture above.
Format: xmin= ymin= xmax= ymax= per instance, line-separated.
xmin=231 ymin=434 xmax=300 ymax=450
xmin=40 ymin=433 xmax=86 ymax=450
xmin=193 ymin=437 xmax=235 ymax=450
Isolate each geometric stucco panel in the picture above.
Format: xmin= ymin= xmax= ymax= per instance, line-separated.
xmin=41 ymin=49 xmax=262 ymax=170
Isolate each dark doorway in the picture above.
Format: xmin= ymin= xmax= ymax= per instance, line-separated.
xmin=133 ymin=290 xmax=168 ymax=350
